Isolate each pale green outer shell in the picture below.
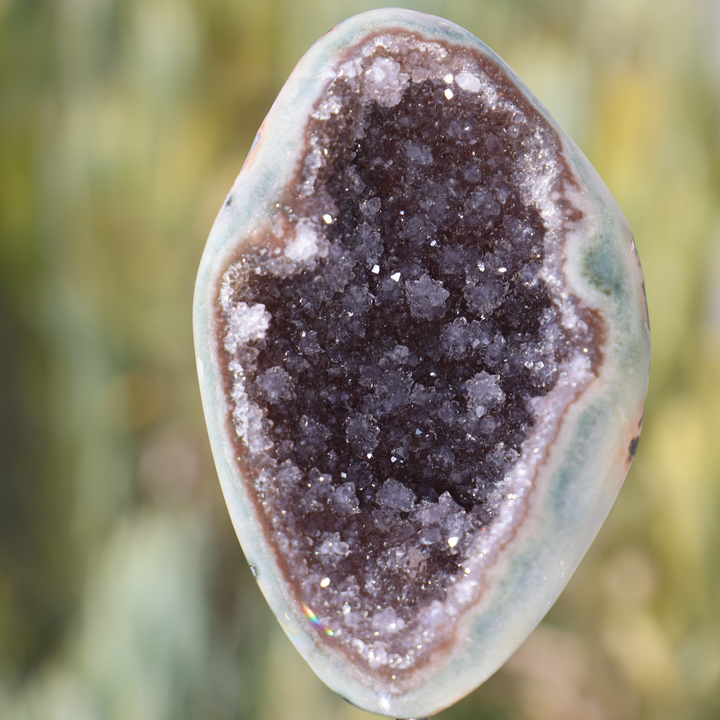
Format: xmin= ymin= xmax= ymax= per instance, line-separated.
xmin=193 ymin=8 xmax=651 ymax=718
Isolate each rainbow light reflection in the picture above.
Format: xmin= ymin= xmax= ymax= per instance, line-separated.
xmin=303 ymin=605 xmax=335 ymax=637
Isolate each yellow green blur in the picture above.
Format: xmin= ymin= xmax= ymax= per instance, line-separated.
xmin=0 ymin=1 xmax=717 ymax=719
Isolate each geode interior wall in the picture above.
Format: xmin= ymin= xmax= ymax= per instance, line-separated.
xmin=218 ymin=32 xmax=598 ymax=673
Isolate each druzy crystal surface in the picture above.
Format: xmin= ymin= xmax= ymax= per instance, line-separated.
xmin=195 ymin=9 xmax=650 ymax=718
xmin=218 ymin=38 xmax=596 ymax=668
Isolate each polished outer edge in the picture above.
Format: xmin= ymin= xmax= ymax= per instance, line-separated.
xmin=193 ymin=8 xmax=651 ymax=718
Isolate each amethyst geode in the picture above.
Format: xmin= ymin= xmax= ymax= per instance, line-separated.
xmin=194 ymin=9 xmax=650 ymax=718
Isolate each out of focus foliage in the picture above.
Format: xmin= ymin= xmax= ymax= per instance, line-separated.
xmin=1 ymin=0 xmax=719 ymax=718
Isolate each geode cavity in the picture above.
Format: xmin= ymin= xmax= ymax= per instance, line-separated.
xmin=194 ymin=9 xmax=650 ymax=718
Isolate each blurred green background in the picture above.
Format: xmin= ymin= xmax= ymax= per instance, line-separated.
xmin=0 ymin=0 xmax=718 ymax=718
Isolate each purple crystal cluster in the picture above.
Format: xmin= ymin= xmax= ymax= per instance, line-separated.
xmin=216 ymin=32 xmax=597 ymax=674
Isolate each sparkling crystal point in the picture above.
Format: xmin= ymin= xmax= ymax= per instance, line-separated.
xmin=194 ymin=9 xmax=650 ymax=718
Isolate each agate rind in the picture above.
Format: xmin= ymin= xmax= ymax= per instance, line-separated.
xmin=193 ymin=8 xmax=650 ymax=718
